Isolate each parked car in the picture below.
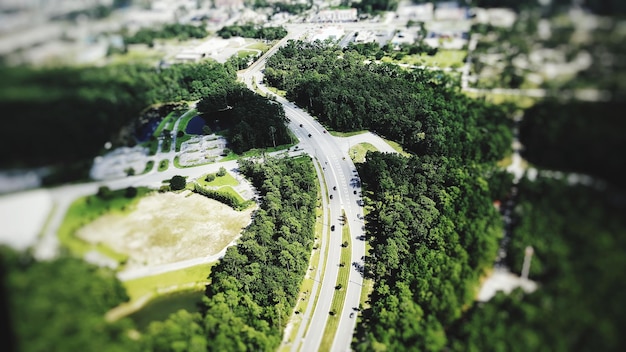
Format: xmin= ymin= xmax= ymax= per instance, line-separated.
xmin=331 ymin=225 xmax=335 ymax=231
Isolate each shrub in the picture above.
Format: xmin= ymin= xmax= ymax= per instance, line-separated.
xmin=169 ymin=175 xmax=186 ymax=190
xmin=124 ymin=186 xmax=137 ymax=198
xmin=205 ymin=174 xmax=216 ymax=183
xmin=217 ymin=167 xmax=227 ymax=177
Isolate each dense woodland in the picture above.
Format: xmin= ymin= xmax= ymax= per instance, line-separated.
xmin=520 ymin=100 xmax=626 ymax=188
xmin=216 ymin=25 xmax=287 ymax=40
xmin=265 ymin=40 xmax=512 ymax=163
xmin=196 ymin=85 xmax=291 ymax=153
xmin=124 ymin=24 xmax=208 ymax=46
xmin=355 ymin=153 xmax=504 ymax=350
xmin=448 ymin=177 xmax=626 ymax=351
xmin=0 ymin=248 xmax=138 ymax=352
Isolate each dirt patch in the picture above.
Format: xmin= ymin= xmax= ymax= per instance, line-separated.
xmin=76 ymin=191 xmax=254 ymax=269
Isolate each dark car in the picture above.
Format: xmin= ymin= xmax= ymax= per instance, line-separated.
xmin=349 ymin=312 xmax=355 ymax=318
xmin=331 ymin=225 xmax=335 ymax=231
xmin=333 ymin=186 xmax=337 ymax=190
xmin=308 ymin=134 xmax=312 ymax=137
xmin=299 ymin=124 xmax=303 ymax=127
xmin=330 ymin=194 xmax=333 ymax=199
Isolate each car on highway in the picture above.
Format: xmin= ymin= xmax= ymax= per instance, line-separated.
xmin=349 ymin=312 xmax=355 ymax=318
xmin=330 ymin=194 xmax=333 ymax=199
xmin=331 ymin=225 xmax=335 ymax=231
xmin=299 ymin=123 xmax=303 ymax=127
xmin=333 ymin=186 xmax=337 ymax=190
xmin=308 ymin=134 xmax=312 ymax=137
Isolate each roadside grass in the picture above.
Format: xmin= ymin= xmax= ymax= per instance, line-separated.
xmin=349 ymin=143 xmax=378 ymax=163
xmin=319 ymin=212 xmax=351 ymax=351
xmin=381 ymin=137 xmax=411 ymax=156
xmin=329 ymin=130 xmax=368 ymax=138
xmin=123 ymin=263 xmax=214 ymax=303
xmin=246 ymin=42 xmax=270 ymax=51
xmin=237 ymin=50 xmax=258 ymax=58
xmin=221 ymin=144 xmax=294 ymax=162
xmin=266 ymin=86 xmax=287 ymax=97
xmin=158 ymin=159 xmax=169 ymax=171
xmin=57 ymin=187 xmax=151 ymax=262
xmin=359 ymin=202 xmax=373 ymax=312
xmin=175 ymin=134 xmax=192 ymax=152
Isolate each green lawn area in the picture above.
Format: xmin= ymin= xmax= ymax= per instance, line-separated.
xmin=237 ymin=50 xmax=259 ymax=58
xmin=406 ymin=49 xmax=466 ymax=68
xmin=381 ymin=137 xmax=411 ymax=156
xmin=328 ymin=130 xmax=368 ymax=138
xmin=349 ymin=142 xmax=378 ymax=163
xmin=175 ymin=134 xmax=192 ymax=152
xmin=197 ymin=171 xmax=239 ymax=188
xmin=57 ymin=187 xmax=151 ymax=263
xmin=142 ymin=160 xmax=154 ymax=174
xmin=123 ymin=263 xmax=214 ymax=303
xmin=158 ymin=159 xmax=169 ymax=171
xmin=320 ymin=212 xmax=351 ymax=351
xmin=246 ymin=42 xmax=270 ymax=51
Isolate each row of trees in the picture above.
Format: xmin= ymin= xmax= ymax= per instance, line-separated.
xmin=216 ymin=25 xmax=287 ymax=41
xmin=124 ymin=24 xmax=208 ymax=46
xmin=265 ymin=40 xmax=512 ymax=163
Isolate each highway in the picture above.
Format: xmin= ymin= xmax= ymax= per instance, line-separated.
xmin=240 ymin=33 xmax=366 ymax=352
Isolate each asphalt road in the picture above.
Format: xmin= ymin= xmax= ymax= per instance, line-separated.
xmin=241 ymin=34 xmax=366 ymax=350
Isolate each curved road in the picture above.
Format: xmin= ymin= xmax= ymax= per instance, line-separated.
xmin=240 ymin=33 xmax=366 ymax=351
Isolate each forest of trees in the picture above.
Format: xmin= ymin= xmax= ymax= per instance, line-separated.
xmin=0 ymin=248 xmax=138 ymax=352
xmin=354 ymin=153 xmax=505 ymax=350
xmin=216 ymin=25 xmax=287 ymax=41
xmin=448 ymin=177 xmax=626 ymax=351
xmin=265 ymin=40 xmax=512 ymax=163
xmin=196 ymin=85 xmax=291 ymax=153
xmin=520 ymin=100 xmax=626 ymax=188
xmin=124 ymin=24 xmax=208 ymax=46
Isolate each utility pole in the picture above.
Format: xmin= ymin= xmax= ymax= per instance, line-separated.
xmin=521 ymin=245 xmax=534 ymax=280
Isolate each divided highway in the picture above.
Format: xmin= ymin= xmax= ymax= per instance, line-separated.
xmin=241 ymin=32 xmax=366 ymax=352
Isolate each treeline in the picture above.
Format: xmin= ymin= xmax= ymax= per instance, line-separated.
xmin=192 ymin=183 xmax=252 ymax=210
xmin=347 ymin=40 xmax=438 ymax=60
xmin=124 ymin=24 xmax=207 ymax=46
xmin=253 ymin=0 xmax=312 ymax=14
xmin=353 ymin=152 xmax=504 ymax=350
xmin=216 ymin=25 xmax=287 ymax=40
xmin=0 ymin=61 xmax=234 ymax=172
xmin=139 ymin=156 xmax=318 ymax=350
xmin=265 ymin=40 xmax=512 ymax=163
xmin=520 ymin=100 xmax=626 ymax=188
xmin=448 ymin=177 xmax=626 ymax=351
xmin=0 ymin=247 xmax=138 ymax=352
xmin=197 ymin=85 xmax=291 ymax=154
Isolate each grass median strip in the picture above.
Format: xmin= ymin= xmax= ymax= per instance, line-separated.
xmin=319 ymin=210 xmax=351 ymax=351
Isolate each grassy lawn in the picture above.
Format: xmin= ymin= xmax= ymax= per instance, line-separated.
xmin=158 ymin=159 xmax=169 ymax=171
xmin=349 ymin=142 xmax=378 ymax=163
xmin=320 ymin=211 xmax=352 ymax=351
xmin=237 ymin=50 xmax=259 ymax=58
xmin=197 ymin=171 xmax=238 ymax=188
xmin=266 ymin=86 xmax=287 ymax=97
xmin=464 ymin=90 xmax=538 ymax=109
xmin=329 ymin=130 xmax=368 ymax=138
xmin=175 ymin=134 xmax=192 ymax=152
xmin=410 ymin=49 xmax=466 ymax=68
xmin=246 ymin=42 xmax=270 ymax=51
xmin=123 ymin=263 xmax=214 ymax=303
xmin=57 ymin=187 xmax=151 ymax=262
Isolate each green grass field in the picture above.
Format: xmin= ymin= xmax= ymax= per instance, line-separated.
xmin=328 ymin=130 xmax=368 ymax=138
xmin=197 ymin=172 xmax=239 ymax=188
xmin=237 ymin=50 xmax=259 ymax=58
xmin=158 ymin=159 xmax=169 ymax=171
xmin=124 ymin=263 xmax=214 ymax=302
xmin=349 ymin=142 xmax=378 ymax=163
xmin=153 ymin=111 xmax=176 ymax=138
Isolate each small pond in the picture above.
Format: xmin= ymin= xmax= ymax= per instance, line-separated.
xmin=135 ymin=117 xmax=161 ymax=143
xmin=128 ymin=290 xmax=204 ymax=331
xmin=185 ymin=116 xmax=206 ymax=135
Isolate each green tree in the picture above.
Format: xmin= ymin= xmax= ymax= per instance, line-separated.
xmin=170 ymin=175 xmax=186 ymax=190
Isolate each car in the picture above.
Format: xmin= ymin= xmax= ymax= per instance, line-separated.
xmin=329 ymin=194 xmax=333 ymax=199
xmin=349 ymin=312 xmax=355 ymax=318
xmin=353 ymin=190 xmax=357 ymax=194
xmin=308 ymin=134 xmax=312 ymax=137
xmin=333 ymin=186 xmax=337 ymax=190
xmin=323 ymin=130 xmax=327 ymax=133
xmin=299 ymin=123 xmax=303 ymax=127
xmin=331 ymin=225 xmax=335 ymax=231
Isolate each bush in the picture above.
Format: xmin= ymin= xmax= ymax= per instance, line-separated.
xmin=97 ymin=186 xmax=113 ymax=200
xmin=205 ymin=174 xmax=216 ymax=183
xmin=124 ymin=186 xmax=137 ymax=198
xmin=169 ymin=175 xmax=186 ymax=190
xmin=217 ymin=167 xmax=227 ymax=177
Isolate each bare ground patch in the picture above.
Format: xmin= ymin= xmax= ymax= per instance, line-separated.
xmin=77 ymin=191 xmax=254 ymax=269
